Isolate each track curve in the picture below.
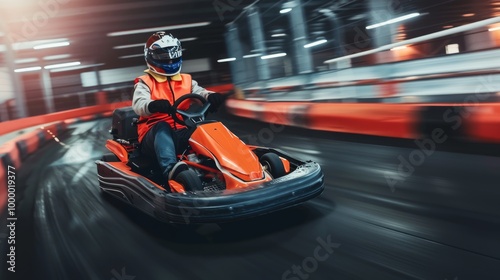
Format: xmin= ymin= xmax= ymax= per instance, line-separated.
xmin=2 ymin=112 xmax=500 ymax=280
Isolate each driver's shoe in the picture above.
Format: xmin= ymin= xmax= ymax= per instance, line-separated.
xmin=168 ymin=161 xmax=189 ymax=180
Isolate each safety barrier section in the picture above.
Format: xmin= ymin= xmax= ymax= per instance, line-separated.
xmin=464 ymin=103 xmax=500 ymax=143
xmin=226 ymin=99 xmax=500 ymax=143
xmin=206 ymin=84 xmax=234 ymax=93
xmin=0 ymin=162 xmax=4 ymax=215
xmin=0 ymin=140 xmax=22 ymax=212
xmin=0 ymin=101 xmax=131 ymax=217
xmin=0 ymin=121 xmax=68 ymax=215
xmin=0 ymin=101 xmax=131 ymax=136
xmin=227 ymin=100 xmax=420 ymax=139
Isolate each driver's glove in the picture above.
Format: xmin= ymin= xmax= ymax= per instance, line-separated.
xmin=207 ymin=93 xmax=225 ymax=112
xmin=148 ymin=100 xmax=172 ymax=114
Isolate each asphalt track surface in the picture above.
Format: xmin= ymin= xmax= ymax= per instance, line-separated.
xmin=1 ymin=111 xmax=499 ymax=280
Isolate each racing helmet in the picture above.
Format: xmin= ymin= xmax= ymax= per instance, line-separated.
xmin=144 ymin=32 xmax=183 ymax=76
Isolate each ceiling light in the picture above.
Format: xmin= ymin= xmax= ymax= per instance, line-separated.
xmin=113 ymin=37 xmax=198 ymax=50
xmin=33 ymin=41 xmax=70 ymax=49
xmin=217 ymin=57 xmax=236 ymax=63
xmin=15 ymin=58 xmax=38 ymax=64
xmin=489 ymin=26 xmax=500 ymax=32
xmin=462 ymin=13 xmax=475 ymax=17
xmin=243 ymin=53 xmax=262 ymax=58
xmin=280 ymin=8 xmax=292 ymax=14
xmin=443 ymin=25 xmax=454 ymax=29
xmin=390 ymin=45 xmax=408 ymax=51
xmin=113 ymin=43 xmax=144 ymax=50
xmin=366 ymin=13 xmax=420 ymax=30
xmin=43 ymin=54 xmax=71 ymax=60
xmin=44 ymin=61 xmax=81 ymax=69
xmin=271 ymin=33 xmax=287 ymax=37
xmin=14 ymin=66 xmax=42 ymax=73
xmin=180 ymin=37 xmax=198 ymax=42
xmin=261 ymin=53 xmax=287 ymax=60
xmin=348 ymin=14 xmax=366 ymax=21
xmin=49 ymin=63 xmax=105 ymax=73
xmin=304 ymin=39 xmax=327 ymax=48
xmin=1 ymin=38 xmax=70 ymax=52
xmin=107 ymin=22 xmax=211 ymax=37
xmin=446 ymin=44 xmax=460 ymax=54
xmin=119 ymin=54 xmax=143 ymax=59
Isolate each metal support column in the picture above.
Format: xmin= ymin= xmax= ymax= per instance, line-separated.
xmin=289 ymin=0 xmax=313 ymax=74
xmin=94 ymin=66 xmax=102 ymax=91
xmin=247 ymin=6 xmax=270 ymax=81
xmin=367 ymin=0 xmax=397 ymax=47
xmin=367 ymin=0 xmax=398 ymax=65
xmin=322 ymin=10 xmax=346 ymax=57
xmin=40 ymin=68 xmax=55 ymax=113
xmin=0 ymin=17 xmax=27 ymax=118
xmin=225 ymin=23 xmax=246 ymax=85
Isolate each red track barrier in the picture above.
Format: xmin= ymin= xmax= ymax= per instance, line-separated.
xmin=0 ymin=161 xmax=5 ymax=213
xmin=466 ymin=103 xmax=500 ymax=143
xmin=307 ymin=103 xmax=419 ymax=139
xmin=206 ymin=84 xmax=234 ymax=93
xmin=227 ymin=99 xmax=500 ymax=143
xmin=0 ymin=101 xmax=131 ymax=216
xmin=0 ymin=101 xmax=131 ymax=136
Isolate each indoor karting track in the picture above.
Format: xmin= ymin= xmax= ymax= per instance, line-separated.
xmin=2 ymin=112 xmax=500 ymax=280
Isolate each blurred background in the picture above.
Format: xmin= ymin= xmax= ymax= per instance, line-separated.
xmin=0 ymin=0 xmax=499 ymax=119
xmin=1 ymin=1 xmax=500 ymax=280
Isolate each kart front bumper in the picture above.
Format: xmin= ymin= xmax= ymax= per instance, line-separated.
xmin=158 ymin=161 xmax=324 ymax=224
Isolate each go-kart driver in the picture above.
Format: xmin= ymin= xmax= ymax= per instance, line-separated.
xmin=132 ymin=32 xmax=225 ymax=182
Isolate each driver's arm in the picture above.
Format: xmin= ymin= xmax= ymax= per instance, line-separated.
xmin=132 ymin=81 xmax=154 ymax=116
xmin=191 ymin=79 xmax=213 ymax=99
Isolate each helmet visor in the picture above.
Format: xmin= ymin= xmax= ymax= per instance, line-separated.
xmin=149 ymin=46 xmax=182 ymax=61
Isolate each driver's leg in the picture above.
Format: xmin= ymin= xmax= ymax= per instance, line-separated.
xmin=141 ymin=122 xmax=177 ymax=178
xmin=174 ymin=127 xmax=195 ymax=153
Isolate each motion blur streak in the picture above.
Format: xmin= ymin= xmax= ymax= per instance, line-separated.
xmin=2 ymin=113 xmax=499 ymax=280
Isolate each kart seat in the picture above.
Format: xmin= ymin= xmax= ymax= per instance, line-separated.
xmin=109 ymin=107 xmax=164 ymax=184
xmin=110 ymin=106 xmax=139 ymax=143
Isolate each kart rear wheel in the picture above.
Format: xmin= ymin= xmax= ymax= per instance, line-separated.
xmin=175 ymin=170 xmax=203 ymax=192
xmin=260 ymin=153 xmax=286 ymax=178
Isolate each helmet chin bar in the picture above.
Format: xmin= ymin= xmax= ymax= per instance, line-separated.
xmin=147 ymin=60 xmax=182 ymax=76
xmin=149 ymin=67 xmax=179 ymax=77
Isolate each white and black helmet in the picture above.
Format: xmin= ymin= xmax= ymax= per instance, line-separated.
xmin=144 ymin=32 xmax=182 ymax=76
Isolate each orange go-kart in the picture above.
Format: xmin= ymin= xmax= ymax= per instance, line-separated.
xmin=96 ymin=94 xmax=324 ymax=224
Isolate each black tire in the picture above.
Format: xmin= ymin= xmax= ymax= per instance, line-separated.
xmin=260 ymin=153 xmax=286 ymax=178
xmin=101 ymin=153 xmax=119 ymax=162
xmin=175 ymin=170 xmax=203 ymax=192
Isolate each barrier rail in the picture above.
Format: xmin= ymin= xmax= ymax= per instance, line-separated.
xmin=226 ymin=99 xmax=500 ymax=143
xmin=0 ymin=100 xmax=131 ymax=216
xmin=0 ymin=121 xmax=69 ymax=216
xmin=0 ymin=101 xmax=131 ymax=136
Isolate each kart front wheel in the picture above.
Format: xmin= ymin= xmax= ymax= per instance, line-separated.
xmin=260 ymin=153 xmax=286 ymax=178
xmin=175 ymin=170 xmax=203 ymax=192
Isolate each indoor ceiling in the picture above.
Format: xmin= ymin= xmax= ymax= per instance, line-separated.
xmin=0 ymin=0 xmax=239 ymax=71
xmin=0 ymin=0 xmax=497 ymax=73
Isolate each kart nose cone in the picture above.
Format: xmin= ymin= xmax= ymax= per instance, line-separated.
xmin=249 ymin=171 xmax=263 ymax=180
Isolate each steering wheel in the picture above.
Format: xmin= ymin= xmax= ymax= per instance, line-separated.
xmin=171 ymin=94 xmax=211 ymax=127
